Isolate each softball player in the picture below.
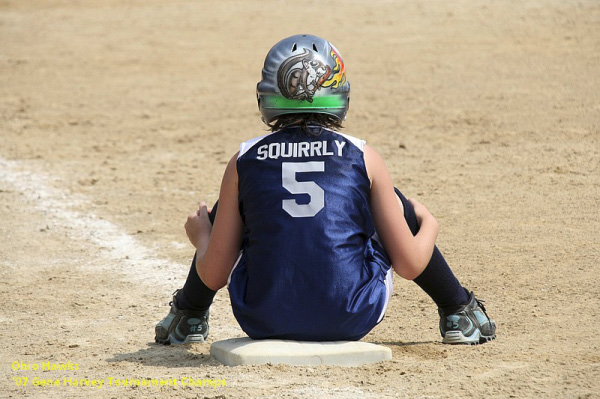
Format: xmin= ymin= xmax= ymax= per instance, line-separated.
xmin=155 ymin=34 xmax=496 ymax=345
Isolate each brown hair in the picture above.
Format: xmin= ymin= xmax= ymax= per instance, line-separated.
xmin=267 ymin=113 xmax=344 ymax=136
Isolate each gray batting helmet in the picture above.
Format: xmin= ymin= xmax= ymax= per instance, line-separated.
xmin=257 ymin=34 xmax=350 ymax=124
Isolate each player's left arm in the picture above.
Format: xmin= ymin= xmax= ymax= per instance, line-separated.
xmin=185 ymin=152 xmax=244 ymax=291
xmin=364 ymin=144 xmax=439 ymax=280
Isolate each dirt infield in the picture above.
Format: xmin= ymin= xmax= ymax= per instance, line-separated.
xmin=1 ymin=0 xmax=599 ymax=397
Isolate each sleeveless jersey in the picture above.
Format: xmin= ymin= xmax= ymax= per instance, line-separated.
xmin=228 ymin=127 xmax=391 ymax=341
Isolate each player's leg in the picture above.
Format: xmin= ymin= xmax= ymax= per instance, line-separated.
xmin=155 ymin=203 xmax=219 ymax=345
xmin=394 ymin=188 xmax=468 ymax=308
xmin=395 ymin=188 xmax=496 ymax=345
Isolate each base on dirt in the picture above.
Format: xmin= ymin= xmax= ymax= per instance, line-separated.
xmin=210 ymin=337 xmax=392 ymax=367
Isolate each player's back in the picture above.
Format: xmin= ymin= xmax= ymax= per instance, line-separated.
xmin=229 ymin=126 xmax=391 ymax=341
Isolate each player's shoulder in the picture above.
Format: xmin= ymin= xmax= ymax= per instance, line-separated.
xmin=239 ymin=132 xmax=272 ymax=159
xmin=329 ymin=130 xmax=366 ymax=152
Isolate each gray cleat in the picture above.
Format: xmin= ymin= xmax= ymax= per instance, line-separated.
xmin=155 ymin=290 xmax=209 ymax=345
xmin=439 ymin=291 xmax=496 ymax=345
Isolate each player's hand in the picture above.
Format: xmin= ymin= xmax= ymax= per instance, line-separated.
xmin=185 ymin=201 xmax=213 ymax=249
xmin=408 ymin=198 xmax=435 ymax=226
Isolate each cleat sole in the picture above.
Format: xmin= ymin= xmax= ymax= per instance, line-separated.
xmin=443 ymin=329 xmax=481 ymax=345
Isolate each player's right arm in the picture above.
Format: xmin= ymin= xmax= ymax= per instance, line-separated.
xmin=364 ymin=145 xmax=439 ymax=280
xmin=190 ymin=152 xmax=245 ymax=291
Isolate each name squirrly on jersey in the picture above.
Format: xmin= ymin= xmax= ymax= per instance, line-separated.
xmin=255 ymin=139 xmax=347 ymax=160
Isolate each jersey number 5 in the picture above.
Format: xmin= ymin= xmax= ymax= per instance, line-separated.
xmin=281 ymin=161 xmax=325 ymax=218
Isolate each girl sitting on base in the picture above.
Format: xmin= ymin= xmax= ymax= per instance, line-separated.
xmin=155 ymin=34 xmax=496 ymax=345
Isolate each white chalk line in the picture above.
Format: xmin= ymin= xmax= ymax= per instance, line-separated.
xmin=0 ymin=156 xmax=186 ymax=287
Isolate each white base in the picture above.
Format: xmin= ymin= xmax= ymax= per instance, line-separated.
xmin=210 ymin=337 xmax=392 ymax=367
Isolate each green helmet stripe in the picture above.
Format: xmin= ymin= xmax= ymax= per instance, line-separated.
xmin=262 ymin=95 xmax=347 ymax=109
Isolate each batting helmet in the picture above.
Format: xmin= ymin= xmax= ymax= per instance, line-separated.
xmin=257 ymin=34 xmax=350 ymax=124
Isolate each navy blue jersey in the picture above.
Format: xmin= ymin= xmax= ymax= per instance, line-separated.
xmin=228 ymin=127 xmax=391 ymax=341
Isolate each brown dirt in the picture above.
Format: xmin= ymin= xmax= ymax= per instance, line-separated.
xmin=1 ymin=0 xmax=599 ymax=397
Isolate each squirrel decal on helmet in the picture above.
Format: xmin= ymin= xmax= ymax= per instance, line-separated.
xmin=257 ymin=34 xmax=351 ymax=123
xmin=277 ymin=49 xmax=332 ymax=103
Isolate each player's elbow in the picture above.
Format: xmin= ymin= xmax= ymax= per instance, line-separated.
xmin=196 ymin=259 xmax=227 ymax=291
xmin=393 ymin=262 xmax=425 ymax=281
xmin=391 ymin=253 xmax=429 ymax=281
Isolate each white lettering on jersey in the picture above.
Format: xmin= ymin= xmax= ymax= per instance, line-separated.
xmin=310 ymin=141 xmax=322 ymax=157
xmin=257 ymin=145 xmax=268 ymax=160
xmin=255 ymin=140 xmax=345 ymax=160
xmin=334 ymin=140 xmax=346 ymax=156
xmin=298 ymin=142 xmax=310 ymax=158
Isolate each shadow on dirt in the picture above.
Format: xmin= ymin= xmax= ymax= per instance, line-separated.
xmin=373 ymin=340 xmax=438 ymax=347
xmin=373 ymin=340 xmax=448 ymax=360
xmin=107 ymin=342 xmax=222 ymax=367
